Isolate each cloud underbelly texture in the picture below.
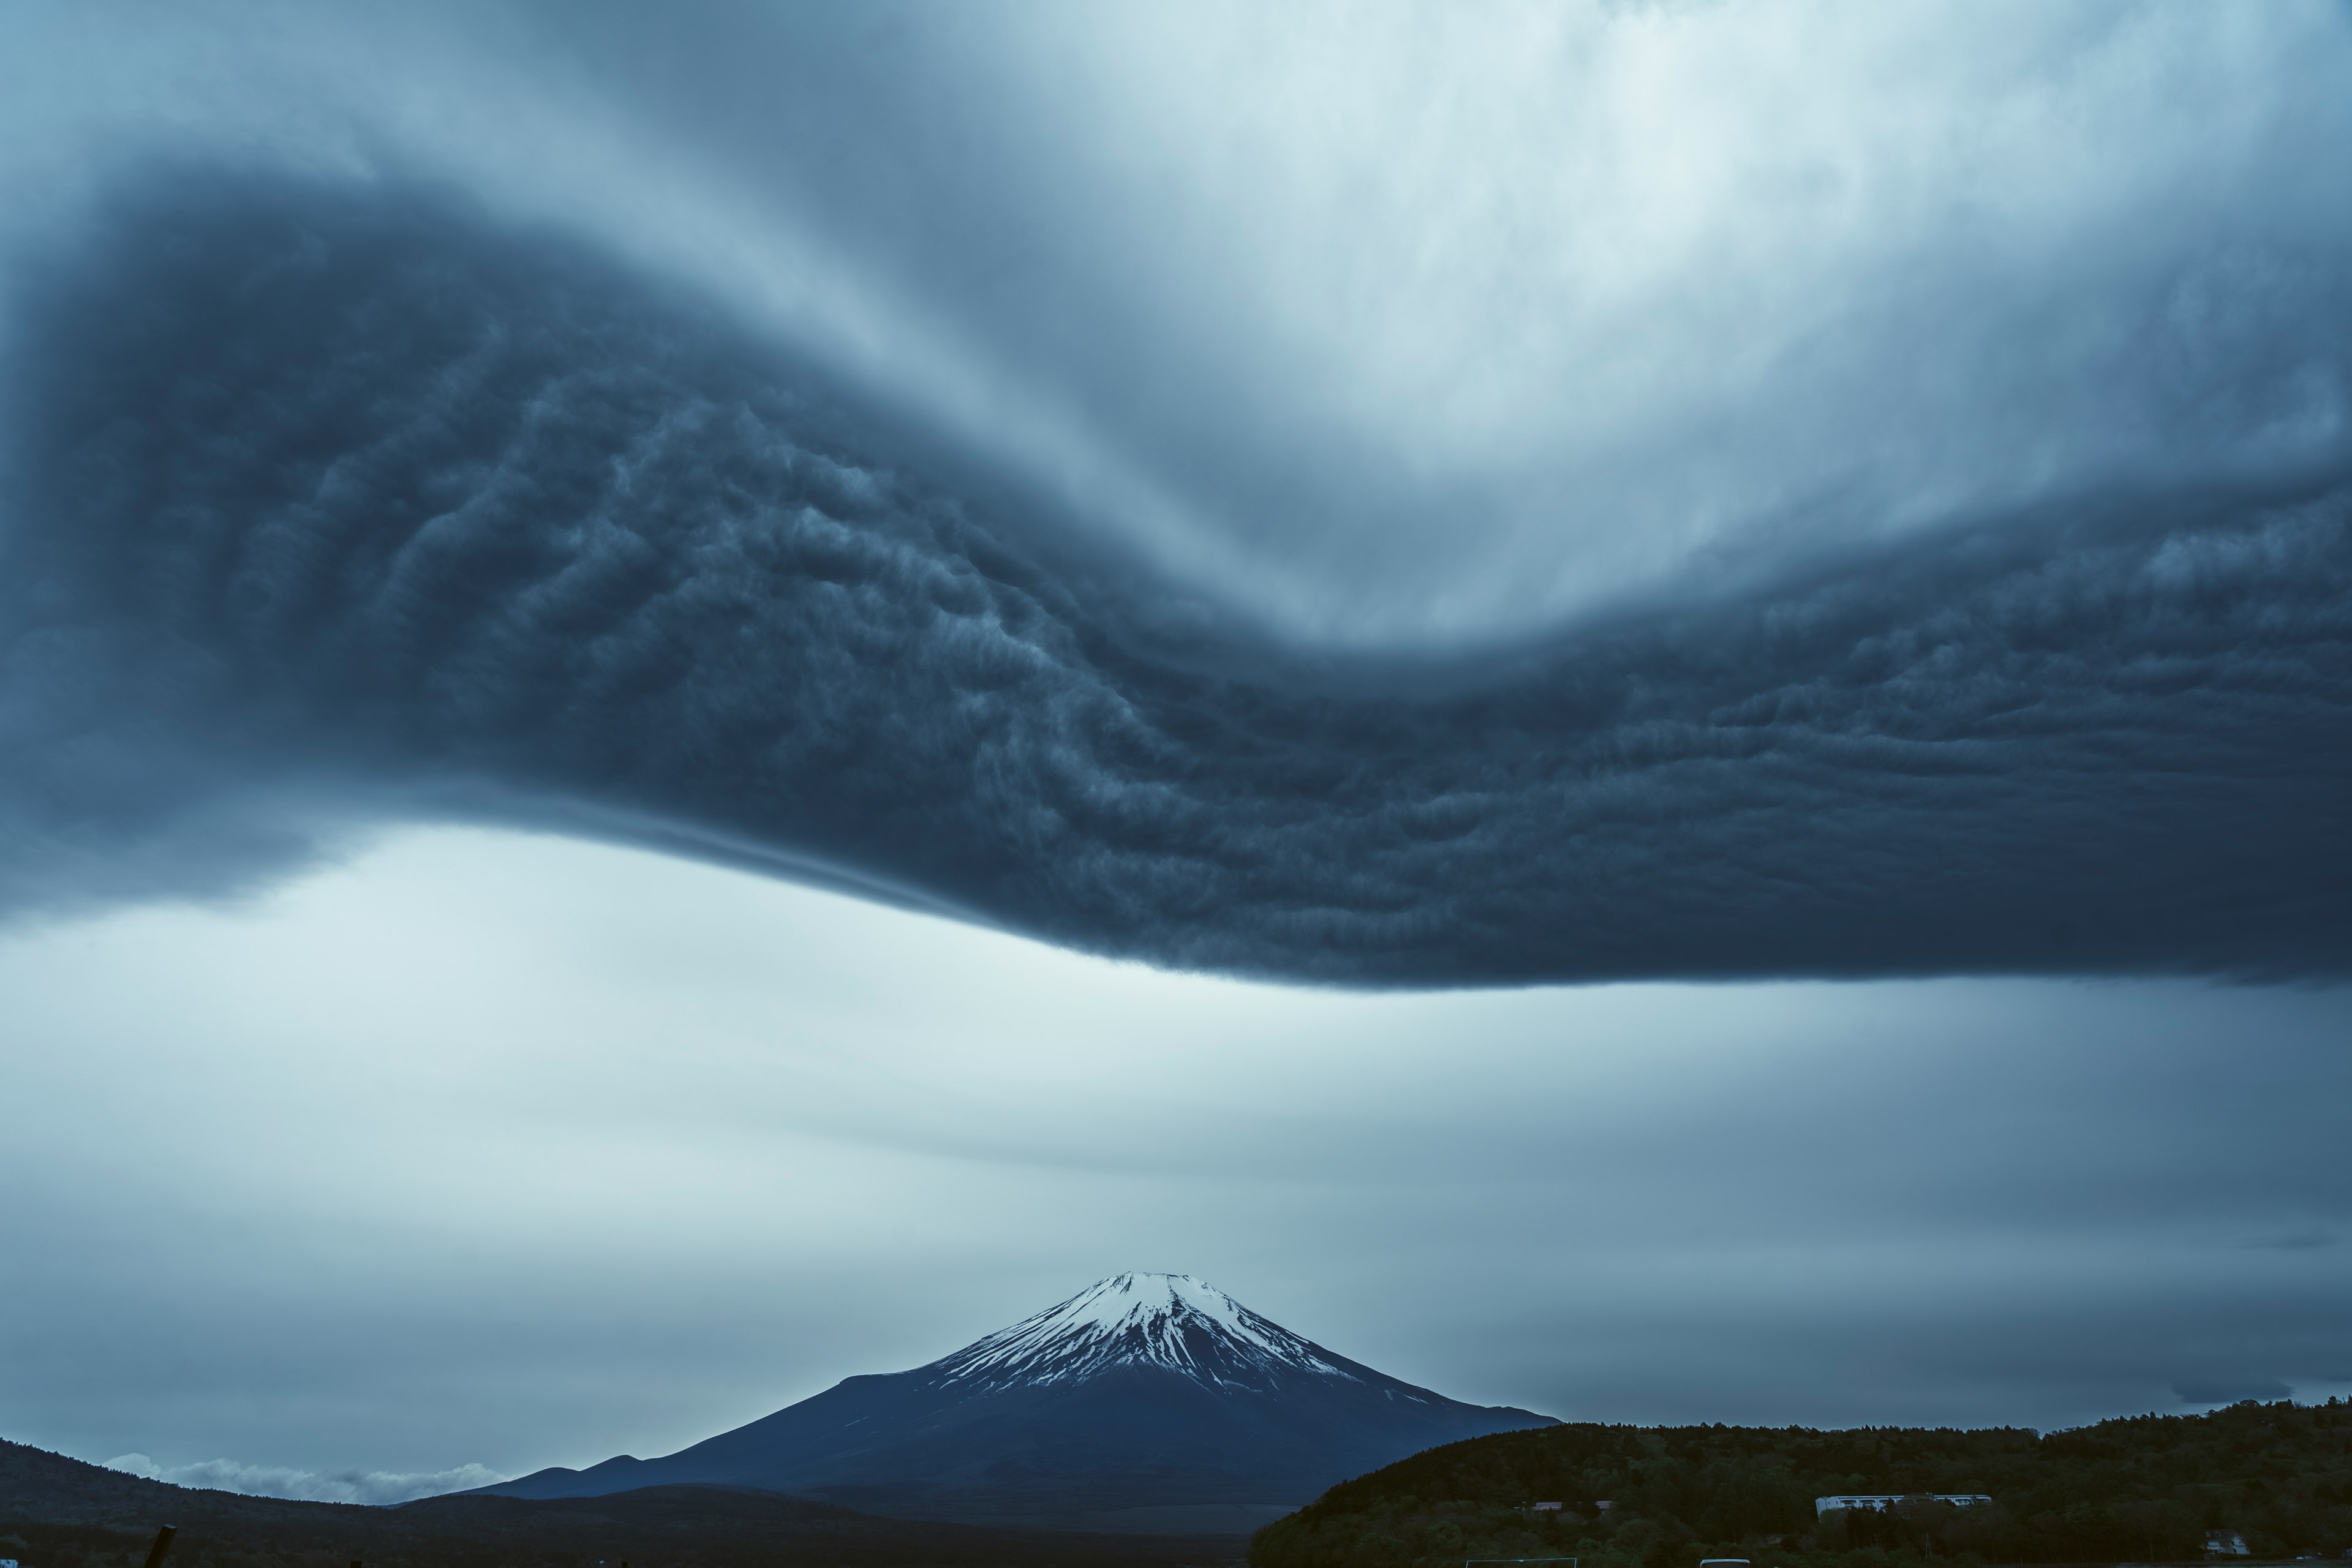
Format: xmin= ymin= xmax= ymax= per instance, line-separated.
xmin=2 ymin=172 xmax=2347 ymax=983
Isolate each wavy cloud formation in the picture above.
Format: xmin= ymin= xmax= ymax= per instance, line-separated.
xmin=1 ymin=170 xmax=2346 ymax=984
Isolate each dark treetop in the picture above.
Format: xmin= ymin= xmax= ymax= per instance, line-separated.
xmin=1252 ymin=1399 xmax=2352 ymax=1568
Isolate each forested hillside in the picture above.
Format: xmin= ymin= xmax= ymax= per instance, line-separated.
xmin=0 ymin=1438 xmax=1236 ymax=1568
xmin=1252 ymin=1400 xmax=2352 ymax=1568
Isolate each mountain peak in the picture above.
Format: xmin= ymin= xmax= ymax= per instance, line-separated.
xmin=469 ymin=1270 xmax=1558 ymax=1519
xmin=928 ymin=1272 xmax=1361 ymax=1392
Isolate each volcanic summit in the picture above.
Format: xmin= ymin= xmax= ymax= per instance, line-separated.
xmin=474 ymin=1272 xmax=1555 ymax=1530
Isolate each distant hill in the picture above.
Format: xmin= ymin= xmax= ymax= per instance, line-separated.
xmin=1250 ymin=1398 xmax=2352 ymax=1568
xmin=473 ymin=1272 xmax=1557 ymax=1527
xmin=0 ymin=1436 xmax=1235 ymax=1568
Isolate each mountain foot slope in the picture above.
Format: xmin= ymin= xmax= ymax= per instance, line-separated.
xmin=476 ymin=1272 xmax=1555 ymax=1525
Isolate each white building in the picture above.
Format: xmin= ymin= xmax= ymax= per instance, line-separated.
xmin=1816 ymin=1494 xmax=1992 ymax=1516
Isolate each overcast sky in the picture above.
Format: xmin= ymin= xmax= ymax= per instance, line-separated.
xmin=2 ymin=0 xmax=2350 ymax=1508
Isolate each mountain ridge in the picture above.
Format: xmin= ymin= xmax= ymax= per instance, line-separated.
xmin=473 ymin=1272 xmax=1555 ymax=1527
xmin=0 ymin=1437 xmax=1232 ymax=1568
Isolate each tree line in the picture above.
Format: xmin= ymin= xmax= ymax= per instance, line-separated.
xmin=1251 ymin=1399 xmax=2352 ymax=1568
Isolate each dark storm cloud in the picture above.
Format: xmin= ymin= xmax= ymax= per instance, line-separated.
xmin=3 ymin=170 xmax=2348 ymax=984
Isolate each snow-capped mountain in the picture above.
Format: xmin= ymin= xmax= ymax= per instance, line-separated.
xmin=472 ymin=1272 xmax=1553 ymax=1530
xmin=933 ymin=1272 xmax=1359 ymax=1392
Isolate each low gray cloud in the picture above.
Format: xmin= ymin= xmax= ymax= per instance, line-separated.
xmin=4 ymin=897 xmax=2345 ymax=1464
xmin=2 ymin=168 xmax=2347 ymax=984
xmin=103 ymin=1452 xmax=505 ymax=1506
xmin=2242 ymin=1231 xmax=2339 ymax=1251
xmin=2171 ymin=1381 xmax=2294 ymax=1407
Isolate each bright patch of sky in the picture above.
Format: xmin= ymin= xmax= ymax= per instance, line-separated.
xmin=7 ymin=2 xmax=2348 ymax=643
xmin=2 ymin=827 xmax=2345 ymax=1485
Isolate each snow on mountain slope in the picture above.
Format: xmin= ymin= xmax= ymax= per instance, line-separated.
xmin=930 ymin=1272 xmax=1371 ymax=1392
xmin=466 ymin=1270 xmax=1551 ymax=1522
